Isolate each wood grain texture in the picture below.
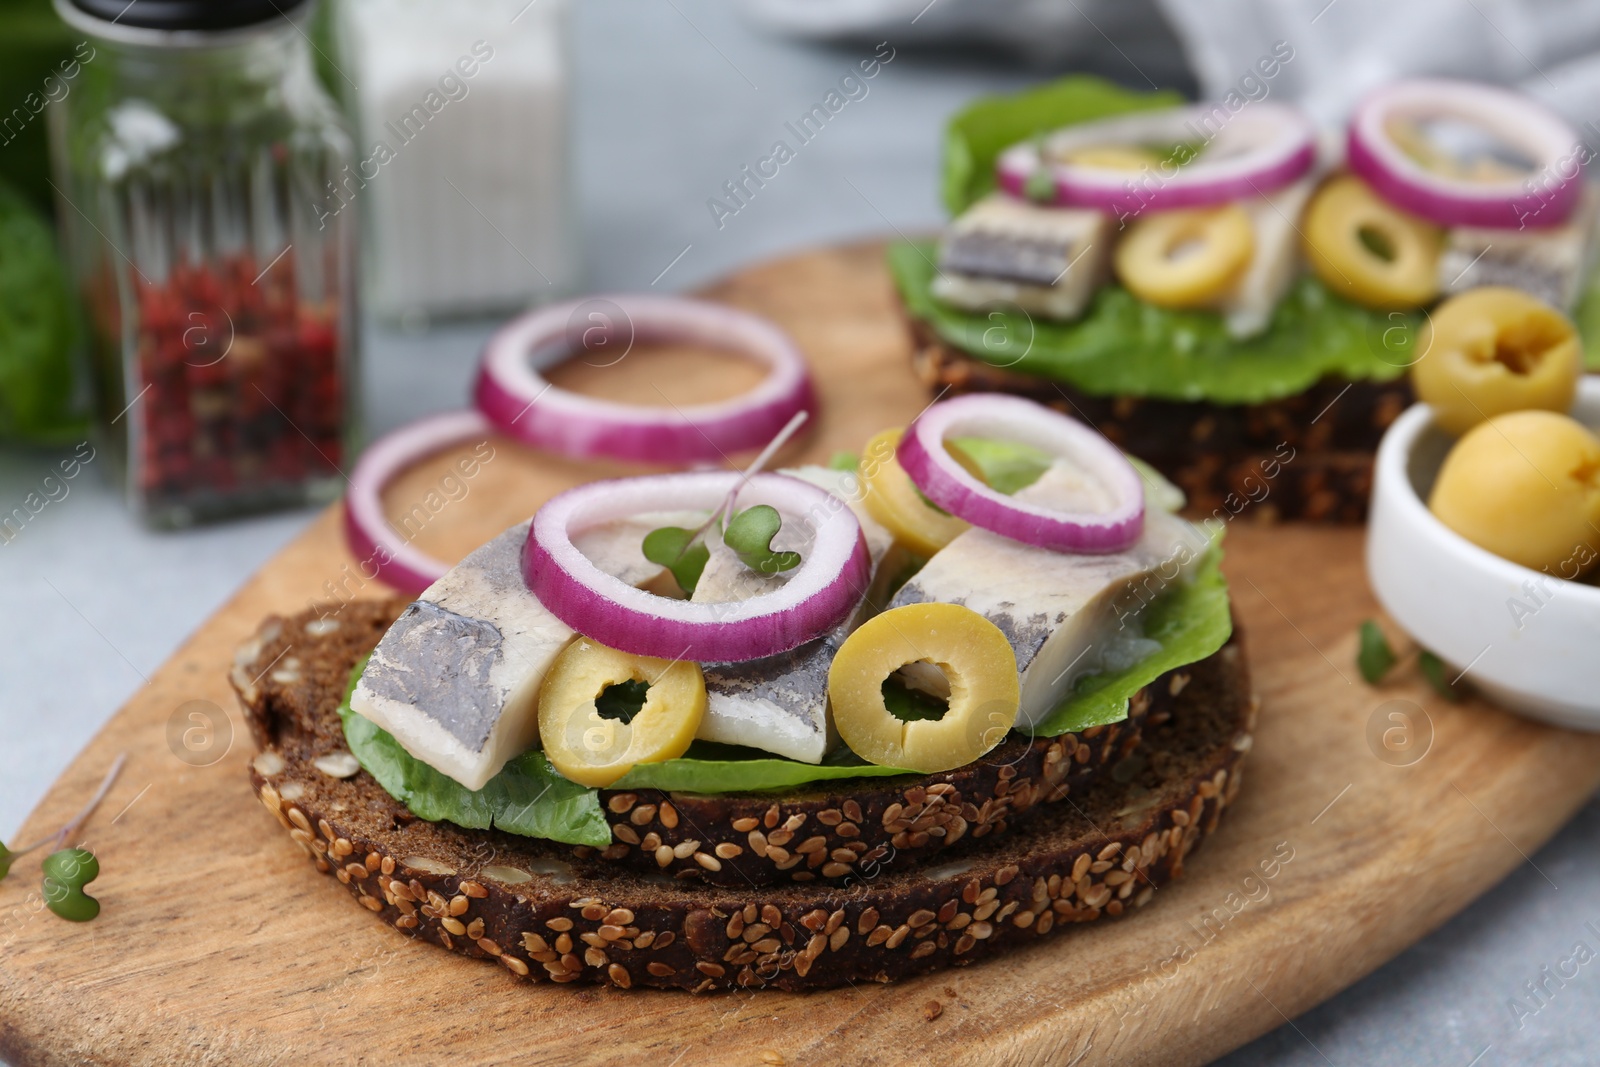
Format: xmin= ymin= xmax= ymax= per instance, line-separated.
xmin=2 ymin=242 xmax=1597 ymax=1067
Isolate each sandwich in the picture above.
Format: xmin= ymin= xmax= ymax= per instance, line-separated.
xmin=235 ymin=394 xmax=1255 ymax=991
xmin=892 ymin=74 xmax=1600 ymax=523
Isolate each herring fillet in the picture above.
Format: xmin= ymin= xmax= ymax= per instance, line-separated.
xmin=691 ymin=466 xmax=905 ymax=763
xmin=933 ymin=194 xmax=1114 ymax=321
xmin=350 ymin=513 xmax=699 ymax=790
xmin=1439 ymin=183 xmax=1600 ymax=310
xmin=887 ymin=462 xmax=1208 ymax=728
xmin=1215 ymin=175 xmax=1316 ymax=339
xmin=351 ymin=522 xmax=569 ymax=791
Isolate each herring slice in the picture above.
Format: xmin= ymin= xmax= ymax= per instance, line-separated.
xmin=691 ymin=467 xmax=907 ymax=763
xmin=351 ymin=523 xmax=569 ymax=791
xmin=1439 ymin=183 xmax=1600 ymax=310
xmin=1214 ymin=175 xmax=1317 ymax=339
xmin=350 ymin=513 xmax=698 ymax=791
xmin=933 ymin=194 xmax=1114 ymax=321
xmin=887 ymin=462 xmax=1208 ymax=728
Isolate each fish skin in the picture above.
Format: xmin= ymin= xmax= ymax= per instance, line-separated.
xmin=887 ymin=462 xmax=1207 ymax=728
xmin=692 ymin=467 xmax=905 ymax=763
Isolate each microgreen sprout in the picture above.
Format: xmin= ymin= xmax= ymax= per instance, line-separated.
xmin=642 ymin=410 xmax=809 ymax=595
xmin=0 ymin=752 xmax=125 ymax=923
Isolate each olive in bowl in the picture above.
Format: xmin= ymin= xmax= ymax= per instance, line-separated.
xmin=1367 ymin=377 xmax=1600 ymax=728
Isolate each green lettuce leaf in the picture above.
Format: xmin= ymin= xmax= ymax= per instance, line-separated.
xmin=610 ymin=743 xmax=916 ymax=792
xmin=892 ymin=240 xmax=1415 ymax=405
xmin=1030 ymin=537 xmax=1232 ymax=736
xmin=1572 ymin=259 xmax=1600 ymax=371
xmin=941 ymin=75 xmax=1183 ymax=216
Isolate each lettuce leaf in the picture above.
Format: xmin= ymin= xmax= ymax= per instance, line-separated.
xmin=893 ymin=240 xmax=1416 ymax=405
xmin=942 ymin=75 xmax=1183 ymax=216
xmin=611 ymin=743 xmax=916 ymax=792
xmin=1572 ymin=258 xmax=1600 ymax=371
xmin=1029 ymin=538 xmax=1232 ymax=736
xmin=337 ymin=538 xmax=1231 ymax=843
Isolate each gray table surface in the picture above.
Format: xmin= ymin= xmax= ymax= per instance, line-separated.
xmin=1 ymin=2 xmax=1595 ymax=1063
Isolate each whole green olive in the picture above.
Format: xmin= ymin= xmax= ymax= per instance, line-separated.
xmin=1429 ymin=410 xmax=1600 ymax=574
xmin=1412 ymin=287 xmax=1582 ymax=436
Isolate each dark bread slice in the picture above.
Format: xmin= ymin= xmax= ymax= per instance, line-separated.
xmin=238 ymin=601 xmax=1255 ymax=991
xmin=908 ymin=319 xmax=1413 ymax=524
xmin=233 ymin=600 xmax=1193 ymax=888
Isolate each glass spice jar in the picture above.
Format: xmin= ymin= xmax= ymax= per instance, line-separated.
xmin=50 ymin=0 xmax=357 ymax=527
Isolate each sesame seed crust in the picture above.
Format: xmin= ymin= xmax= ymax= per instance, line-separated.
xmin=235 ymin=600 xmax=1253 ymax=992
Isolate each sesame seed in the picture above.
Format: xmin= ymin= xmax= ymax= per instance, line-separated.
xmin=732 ymin=817 xmax=759 ymax=832
xmin=607 ymin=793 xmax=638 ymax=814
xmin=923 ymin=1000 xmax=943 ymax=1022
xmin=714 ymin=842 xmax=743 ymax=860
xmin=658 ymin=802 xmax=679 ymax=829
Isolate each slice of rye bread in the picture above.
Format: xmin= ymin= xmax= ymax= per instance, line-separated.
xmin=233 ymin=599 xmax=1204 ymax=889
xmin=239 ymin=603 xmax=1255 ymax=992
xmin=908 ymin=321 xmax=1413 ymax=524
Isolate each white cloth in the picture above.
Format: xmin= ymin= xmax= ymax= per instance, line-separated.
xmin=1153 ymin=0 xmax=1600 ymax=128
xmin=746 ymin=0 xmax=1600 ymax=132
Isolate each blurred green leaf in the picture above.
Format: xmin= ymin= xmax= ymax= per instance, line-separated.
xmin=1358 ymin=620 xmax=1397 ymax=685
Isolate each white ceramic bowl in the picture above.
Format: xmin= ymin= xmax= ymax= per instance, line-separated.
xmin=1367 ymin=376 xmax=1600 ymax=729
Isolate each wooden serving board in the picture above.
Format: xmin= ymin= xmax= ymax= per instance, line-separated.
xmin=4 ymin=242 xmax=1599 ymax=1067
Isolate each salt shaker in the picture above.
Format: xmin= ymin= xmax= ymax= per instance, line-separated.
xmin=335 ymin=0 xmax=577 ymax=322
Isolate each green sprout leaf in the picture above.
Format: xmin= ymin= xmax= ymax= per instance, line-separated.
xmin=1357 ymin=620 xmax=1397 ymax=685
xmin=641 ymin=526 xmax=711 ymax=597
xmin=827 ymin=450 xmax=859 ymax=472
xmin=1419 ymin=650 xmax=1464 ymax=703
xmin=0 ymin=842 xmax=13 ymax=882
xmin=724 ymin=505 xmax=801 ymax=575
xmin=1023 ymin=156 xmax=1056 ymax=203
xmin=41 ymin=847 xmax=99 ymax=922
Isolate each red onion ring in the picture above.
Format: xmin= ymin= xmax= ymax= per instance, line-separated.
xmin=475 ymin=295 xmax=817 ymax=465
xmin=524 ymin=471 xmax=870 ymax=662
xmin=1347 ymin=79 xmax=1583 ymax=229
xmin=995 ymin=102 xmax=1316 ymax=217
xmin=344 ymin=409 xmax=496 ymax=595
xmin=897 ymin=395 xmax=1144 ymax=553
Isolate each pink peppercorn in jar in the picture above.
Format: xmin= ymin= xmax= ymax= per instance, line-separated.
xmin=50 ymin=0 xmax=357 ymax=526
